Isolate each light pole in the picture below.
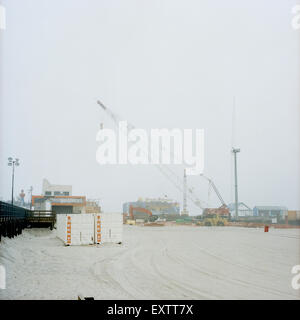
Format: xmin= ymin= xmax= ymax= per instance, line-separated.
xmin=28 ymin=186 xmax=33 ymax=210
xmin=232 ymin=148 xmax=240 ymax=219
xmin=8 ymin=157 xmax=20 ymax=206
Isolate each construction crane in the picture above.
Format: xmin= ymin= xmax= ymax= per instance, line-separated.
xmin=199 ymin=174 xmax=231 ymax=224
xmin=96 ymin=100 xmax=208 ymax=212
xmin=200 ymin=174 xmax=227 ymax=208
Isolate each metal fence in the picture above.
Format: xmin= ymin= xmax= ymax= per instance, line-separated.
xmin=0 ymin=201 xmax=31 ymax=241
xmin=0 ymin=202 xmax=56 ymax=241
xmin=0 ymin=201 xmax=31 ymax=220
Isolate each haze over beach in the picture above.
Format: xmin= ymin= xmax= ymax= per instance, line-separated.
xmin=0 ymin=0 xmax=299 ymax=214
xmin=1 ymin=0 xmax=300 ymax=305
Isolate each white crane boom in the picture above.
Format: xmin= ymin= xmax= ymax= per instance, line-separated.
xmin=201 ymin=174 xmax=227 ymax=207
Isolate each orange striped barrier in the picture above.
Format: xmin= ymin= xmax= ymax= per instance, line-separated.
xmin=96 ymin=215 xmax=101 ymax=244
xmin=67 ymin=216 xmax=71 ymax=244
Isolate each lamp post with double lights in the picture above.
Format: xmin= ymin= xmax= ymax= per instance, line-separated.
xmin=28 ymin=186 xmax=33 ymax=210
xmin=8 ymin=157 xmax=20 ymax=206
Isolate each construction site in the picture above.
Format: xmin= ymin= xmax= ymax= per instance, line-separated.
xmin=97 ymin=100 xmax=299 ymax=229
xmin=1 ymin=1 xmax=300 ymax=302
xmin=0 ymin=100 xmax=299 ymax=300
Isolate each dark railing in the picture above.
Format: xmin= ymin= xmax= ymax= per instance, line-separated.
xmin=0 ymin=201 xmax=30 ymax=241
xmin=0 ymin=201 xmax=31 ymax=220
xmin=0 ymin=202 xmax=55 ymax=242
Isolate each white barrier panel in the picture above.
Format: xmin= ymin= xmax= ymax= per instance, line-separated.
xmin=56 ymin=214 xmax=94 ymax=246
xmin=56 ymin=213 xmax=123 ymax=246
xmin=94 ymin=213 xmax=123 ymax=244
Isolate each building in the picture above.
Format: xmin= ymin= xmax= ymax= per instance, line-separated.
xmin=42 ymin=178 xmax=72 ymax=196
xmin=253 ymin=206 xmax=288 ymax=219
xmin=32 ymin=195 xmax=86 ymax=214
xmin=287 ymin=211 xmax=300 ymax=225
xmin=228 ymin=202 xmax=253 ymax=217
xmin=32 ymin=179 xmax=86 ymax=214
xmin=123 ymin=197 xmax=180 ymax=217
xmin=85 ymin=200 xmax=101 ymax=214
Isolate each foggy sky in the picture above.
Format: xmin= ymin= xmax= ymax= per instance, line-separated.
xmin=0 ymin=0 xmax=299 ymax=213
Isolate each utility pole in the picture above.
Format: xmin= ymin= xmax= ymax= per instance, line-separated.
xmin=232 ymin=148 xmax=240 ymax=219
xmin=8 ymin=157 xmax=20 ymax=206
xmin=182 ymin=169 xmax=188 ymax=216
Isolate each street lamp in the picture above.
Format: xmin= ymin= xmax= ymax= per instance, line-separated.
xmin=28 ymin=186 xmax=33 ymax=210
xmin=8 ymin=157 xmax=20 ymax=206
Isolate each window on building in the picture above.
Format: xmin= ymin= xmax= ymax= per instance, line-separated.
xmin=54 ymin=191 xmax=61 ymax=196
xmin=45 ymin=191 xmax=52 ymax=196
xmin=63 ymin=192 xmax=69 ymax=196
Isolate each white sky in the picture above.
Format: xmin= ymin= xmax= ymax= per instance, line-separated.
xmin=0 ymin=0 xmax=299 ymax=213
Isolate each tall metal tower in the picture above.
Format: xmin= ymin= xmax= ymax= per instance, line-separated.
xmin=182 ymin=169 xmax=188 ymax=215
xmin=232 ymin=148 xmax=240 ymax=219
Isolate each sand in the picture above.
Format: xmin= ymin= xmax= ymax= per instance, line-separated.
xmin=0 ymin=225 xmax=299 ymax=300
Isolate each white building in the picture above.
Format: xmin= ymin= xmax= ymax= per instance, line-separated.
xmin=42 ymin=178 xmax=72 ymax=196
